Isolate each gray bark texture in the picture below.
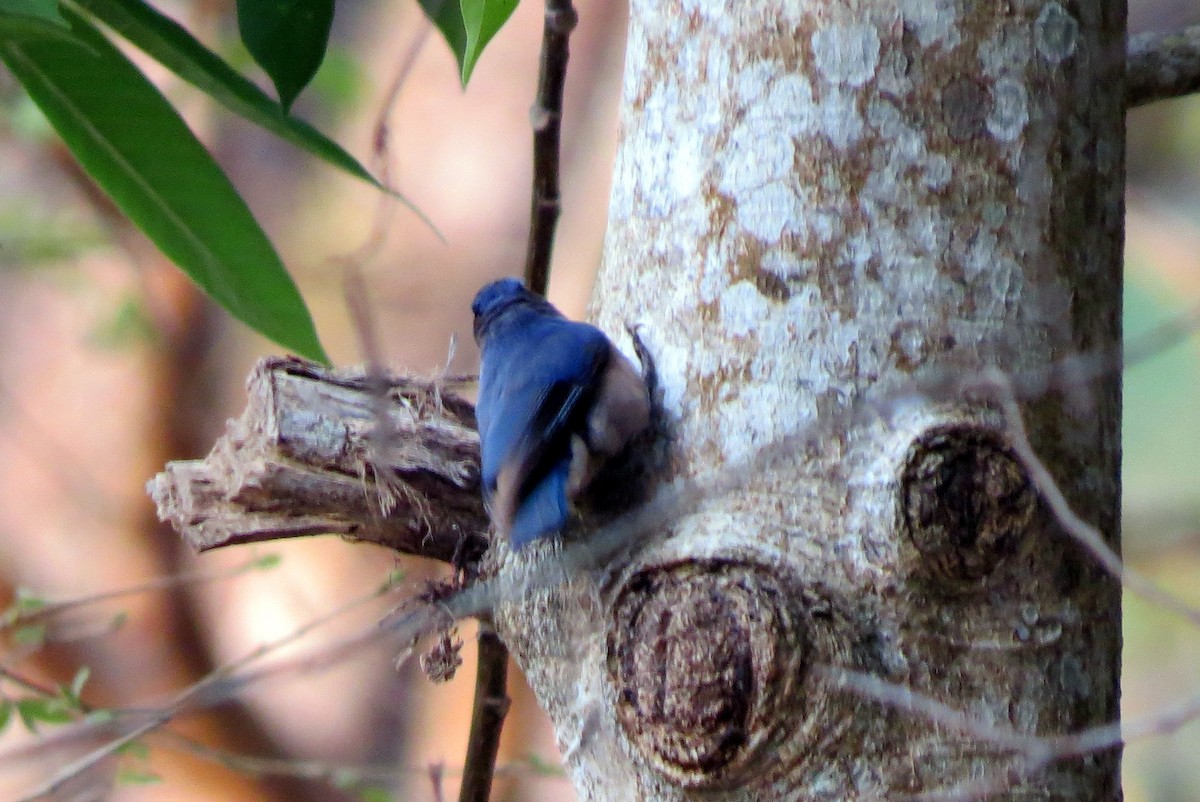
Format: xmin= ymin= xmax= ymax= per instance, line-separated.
xmin=148 ymin=357 xmax=487 ymax=564
xmin=495 ymin=1 xmax=1125 ymax=800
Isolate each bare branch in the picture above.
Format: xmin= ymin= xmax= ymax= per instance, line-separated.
xmin=338 ymin=16 xmax=443 ymax=260
xmin=155 ymin=732 xmax=562 ymax=788
xmin=1127 ymin=25 xmax=1200 ymax=107
xmin=973 ymin=368 xmax=1200 ymax=630
xmin=471 ymin=3 xmax=581 ymax=789
xmin=822 ymin=664 xmax=1200 ymax=802
xmin=523 ymin=0 xmax=578 ymax=296
xmin=10 ymin=575 xmax=402 ymax=801
xmin=457 ymin=625 xmax=511 ymax=802
xmin=147 ymin=356 xmax=489 ymax=565
xmin=430 ymin=762 xmax=447 ymax=802
xmin=1 ymin=555 xmax=277 ymax=629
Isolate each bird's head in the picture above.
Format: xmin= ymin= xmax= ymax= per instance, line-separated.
xmin=471 ymin=277 xmax=558 ymax=342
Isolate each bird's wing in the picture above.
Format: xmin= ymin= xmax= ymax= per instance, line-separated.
xmin=480 ymin=319 xmax=610 ymax=532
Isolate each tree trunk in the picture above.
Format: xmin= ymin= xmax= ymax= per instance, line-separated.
xmin=495 ymin=1 xmax=1125 ymax=799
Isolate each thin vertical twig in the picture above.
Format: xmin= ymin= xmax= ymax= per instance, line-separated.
xmin=523 ymin=0 xmax=579 ymax=296
xmin=457 ymin=624 xmax=511 ymax=802
xmin=460 ymin=3 xmax=578 ymax=798
xmin=430 ymin=761 xmax=447 ymax=802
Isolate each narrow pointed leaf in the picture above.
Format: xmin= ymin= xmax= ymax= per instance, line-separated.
xmin=459 ymin=0 xmax=518 ymax=85
xmin=236 ymin=0 xmax=333 ymax=111
xmin=0 ymin=0 xmax=81 ymax=42
xmin=74 ymin=0 xmax=384 ymax=191
xmin=0 ymin=0 xmax=66 ymax=26
xmin=416 ymin=0 xmax=467 ymax=76
xmin=0 ymin=8 xmax=328 ymax=361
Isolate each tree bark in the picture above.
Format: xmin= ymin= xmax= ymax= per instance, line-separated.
xmin=495 ymin=1 xmax=1125 ymax=800
xmin=149 ymin=357 xmax=487 ymax=564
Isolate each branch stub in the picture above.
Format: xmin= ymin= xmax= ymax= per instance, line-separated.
xmin=900 ymin=423 xmax=1036 ymax=586
xmin=606 ymin=560 xmax=809 ymax=790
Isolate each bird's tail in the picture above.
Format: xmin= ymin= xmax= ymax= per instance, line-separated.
xmin=508 ymin=459 xmax=572 ymax=549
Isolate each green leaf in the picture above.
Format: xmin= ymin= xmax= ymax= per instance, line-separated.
xmin=0 ymin=699 xmax=12 ymax=733
xmin=357 ymin=786 xmax=393 ymax=802
xmin=253 ymin=553 xmax=282 ymax=571
xmin=109 ymin=610 xmax=128 ymax=631
xmin=330 ymin=773 xmax=391 ymax=802
xmin=0 ymin=0 xmax=66 ymax=24
xmin=14 ymin=587 xmax=48 ymax=613
xmin=418 ymin=0 xmax=518 ymax=85
xmin=68 ymin=666 xmax=91 ymax=704
xmin=0 ymin=0 xmax=79 ymax=42
xmin=90 ymin=294 xmax=159 ymax=348
xmin=460 ymin=0 xmax=518 ymax=84
xmin=73 ymin=0 xmax=387 ymax=194
xmin=0 ymin=9 xmax=329 ymax=362
xmin=0 ymin=200 xmax=106 ymax=267
xmin=524 ymin=752 xmax=566 ymax=777
xmin=2 ymin=587 xmax=45 ymax=626
xmin=236 ymin=0 xmax=333 ymax=111
xmin=84 ymin=708 xmax=116 ymax=724
xmin=15 ymin=698 xmax=36 ymax=731
xmin=116 ymin=767 xmax=161 ymax=785
xmin=16 ymin=697 xmax=72 ymax=730
xmin=416 ymin=0 xmax=466 ymax=78
xmin=13 ymin=623 xmax=46 ymax=647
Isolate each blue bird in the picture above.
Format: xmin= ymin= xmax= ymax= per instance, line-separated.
xmin=472 ymin=278 xmax=651 ymax=548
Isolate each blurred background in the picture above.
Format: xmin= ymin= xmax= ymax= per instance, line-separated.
xmin=0 ymin=1 xmax=1197 ymax=800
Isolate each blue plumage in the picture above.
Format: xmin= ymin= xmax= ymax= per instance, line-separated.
xmin=471 ymin=278 xmax=650 ymax=547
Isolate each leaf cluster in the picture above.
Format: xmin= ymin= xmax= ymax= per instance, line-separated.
xmin=0 ymin=0 xmax=521 ymax=360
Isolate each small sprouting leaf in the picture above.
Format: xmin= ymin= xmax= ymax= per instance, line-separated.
xmin=0 ymin=200 xmax=106 ymax=266
xmin=68 ymin=666 xmax=91 ymax=703
xmin=37 ymin=698 xmax=74 ymax=723
xmin=357 ymin=786 xmax=393 ymax=802
xmin=13 ymin=623 xmax=46 ymax=647
xmin=524 ymin=752 xmax=566 ymax=777
xmin=0 ymin=8 xmax=329 ymax=361
xmin=459 ymin=0 xmax=518 ymax=84
xmin=116 ymin=767 xmax=161 ymax=785
xmin=330 ymin=773 xmax=392 ymax=802
xmin=1 ymin=588 xmax=45 ymax=626
xmin=15 ymin=698 xmax=35 ymax=731
xmin=90 ymin=295 xmax=158 ymax=348
xmin=253 ymin=553 xmax=282 ymax=571
xmin=0 ymin=699 xmax=12 ymax=733
xmin=15 ymin=587 xmax=48 ymax=613
xmin=16 ymin=697 xmax=72 ymax=731
xmin=85 ymin=708 xmax=116 ymax=724
xmin=236 ymin=0 xmax=333 ymax=111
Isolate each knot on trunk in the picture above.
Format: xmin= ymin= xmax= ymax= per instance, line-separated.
xmin=900 ymin=422 xmax=1036 ymax=586
xmin=606 ymin=560 xmax=808 ymax=790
